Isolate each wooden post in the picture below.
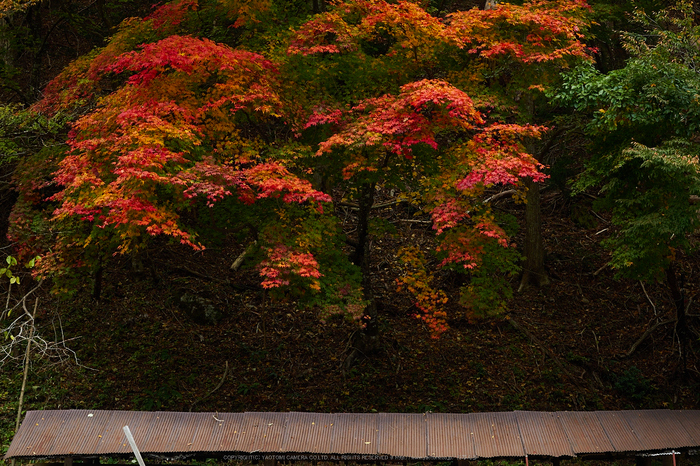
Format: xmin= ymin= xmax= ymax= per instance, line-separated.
xmin=662 ymin=453 xmax=682 ymax=466
xmin=11 ymin=298 xmax=39 ymax=466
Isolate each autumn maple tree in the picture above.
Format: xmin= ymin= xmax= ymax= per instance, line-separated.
xmin=302 ymin=76 xmax=544 ymax=337
xmin=7 ymin=0 xmax=594 ymax=342
xmin=285 ymin=0 xmax=592 ymax=339
xmin=10 ymin=14 xmax=331 ymax=296
xmin=443 ymin=0 xmax=594 ymax=290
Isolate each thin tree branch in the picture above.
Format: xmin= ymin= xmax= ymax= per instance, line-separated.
xmin=640 ymin=281 xmax=657 ymax=316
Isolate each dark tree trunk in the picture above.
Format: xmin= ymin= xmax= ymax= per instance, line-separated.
xmin=666 ymin=262 xmax=689 ymax=375
xmin=345 ymin=182 xmax=379 ymax=370
xmin=1 ymin=18 xmax=12 ymax=69
xmin=355 ymin=181 xmax=378 ymax=333
xmin=517 ymin=128 xmax=564 ymax=292
xmin=25 ymin=3 xmax=44 ymax=98
xmin=312 ymin=0 xmax=324 ymax=13
xmin=352 ymin=181 xmax=375 ymax=269
xmin=345 ymin=152 xmax=393 ymax=370
xmin=91 ymin=260 xmax=103 ymax=300
xmin=519 ymin=176 xmax=550 ymax=291
xmin=96 ymin=0 xmax=112 ymax=30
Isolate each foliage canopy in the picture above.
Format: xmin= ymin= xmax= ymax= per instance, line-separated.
xmin=6 ymin=0 xmax=594 ymax=336
xmin=555 ymin=0 xmax=700 ymax=282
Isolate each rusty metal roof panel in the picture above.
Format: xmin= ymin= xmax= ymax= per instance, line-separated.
xmin=377 ymin=413 xmax=426 ymax=458
xmin=201 ymin=413 xmax=228 ymax=451
xmin=140 ymin=411 xmax=186 ymax=453
xmin=68 ymin=410 xmax=114 ymax=456
xmin=168 ymin=412 xmax=208 ymax=452
xmin=676 ymin=410 xmax=700 ymax=444
xmin=233 ymin=412 xmax=286 ymax=453
xmin=197 ymin=413 xmax=229 ymax=452
xmin=4 ymin=411 xmax=47 ymax=458
xmin=189 ymin=412 xmax=236 ymax=452
xmin=209 ymin=412 xmax=247 ymax=452
xmin=93 ymin=410 xmax=134 ymax=455
xmin=427 ymin=413 xmax=476 ymax=459
xmin=472 ymin=411 xmax=524 ymax=458
xmin=282 ymin=412 xmax=335 ymax=453
xmin=6 ymin=410 xmax=72 ymax=458
xmin=97 ymin=410 xmax=159 ymax=455
xmin=38 ymin=410 xmax=88 ymax=456
xmin=621 ymin=410 xmax=697 ymax=450
xmin=94 ymin=411 xmax=130 ymax=455
xmin=558 ymin=411 xmax=614 ymax=454
xmin=8 ymin=409 xmax=700 ymax=461
xmin=596 ymin=411 xmax=643 ymax=452
xmin=331 ymin=413 xmax=377 ymax=455
xmin=516 ymin=411 xmax=574 ymax=457
xmin=33 ymin=410 xmax=106 ymax=456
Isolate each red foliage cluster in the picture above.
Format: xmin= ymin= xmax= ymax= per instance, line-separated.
xmin=456 ymin=124 xmax=546 ymax=190
xmin=24 ymin=35 xmax=329 ymax=273
xmin=259 ymin=245 xmax=323 ymax=290
xmin=313 ymin=79 xmax=483 ymax=162
xmin=145 ymin=0 xmax=197 ymax=30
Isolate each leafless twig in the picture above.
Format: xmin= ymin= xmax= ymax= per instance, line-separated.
xmin=1 ymin=280 xmax=88 ymax=369
xmin=640 ymin=281 xmax=657 ymax=316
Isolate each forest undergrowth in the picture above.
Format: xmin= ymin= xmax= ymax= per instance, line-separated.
xmin=1 ymin=180 xmax=699 ymax=460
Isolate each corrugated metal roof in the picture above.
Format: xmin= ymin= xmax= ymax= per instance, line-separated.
xmin=677 ymin=410 xmax=700 ymax=444
xmin=377 ymin=413 xmax=425 ymax=458
xmin=473 ymin=411 xmax=524 ymax=458
xmin=282 ymin=412 xmax=333 ymax=453
xmin=332 ymin=413 xmax=377 ymax=455
xmin=7 ymin=410 xmax=700 ymax=461
xmin=215 ymin=413 xmax=246 ymax=452
xmin=595 ymin=411 xmax=644 ymax=453
xmin=558 ymin=411 xmax=614 ymax=454
xmin=427 ymin=413 xmax=476 ymax=459
xmin=621 ymin=410 xmax=697 ymax=451
xmin=516 ymin=411 xmax=574 ymax=457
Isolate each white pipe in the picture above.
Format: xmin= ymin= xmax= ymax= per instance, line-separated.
xmin=123 ymin=425 xmax=147 ymax=466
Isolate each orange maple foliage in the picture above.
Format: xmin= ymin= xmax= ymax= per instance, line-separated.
xmin=288 ymin=0 xmax=444 ymax=75
xmin=444 ymin=0 xmax=593 ymax=64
